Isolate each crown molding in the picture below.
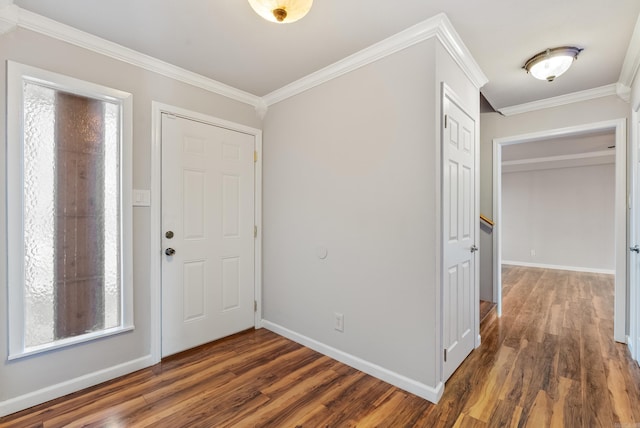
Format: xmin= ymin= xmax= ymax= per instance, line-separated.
xmin=497 ymin=84 xmax=618 ymax=116
xmin=619 ymin=12 xmax=640 ymax=88
xmin=263 ymin=13 xmax=487 ymax=107
xmin=435 ymin=14 xmax=488 ymax=90
xmin=1 ymin=7 xmax=487 ymax=112
xmin=0 ymin=6 xmax=263 ymax=108
xmin=0 ymin=3 xmax=17 ymax=35
xmin=616 ymin=82 xmax=631 ymax=102
xmin=254 ymin=99 xmax=268 ymax=120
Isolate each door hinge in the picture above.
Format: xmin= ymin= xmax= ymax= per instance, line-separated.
xmin=254 ymin=151 xmax=258 ymax=163
xmin=254 ymin=300 xmax=258 ymax=312
xmin=444 ymin=114 xmax=448 ymax=128
xmin=254 ymin=225 xmax=258 ymax=238
xmin=444 ymin=349 xmax=447 ymax=362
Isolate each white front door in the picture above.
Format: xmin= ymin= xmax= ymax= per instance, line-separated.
xmin=161 ymin=113 xmax=255 ymax=357
xmin=442 ymin=90 xmax=477 ymax=381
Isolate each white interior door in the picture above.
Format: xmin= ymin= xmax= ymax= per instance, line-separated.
xmin=442 ymin=92 xmax=477 ymax=381
xmin=632 ymin=117 xmax=640 ymax=365
xmin=637 ymin=118 xmax=640 ymax=365
xmin=161 ymin=113 xmax=255 ymax=357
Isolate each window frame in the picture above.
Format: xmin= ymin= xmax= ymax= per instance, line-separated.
xmin=6 ymin=61 xmax=134 ymax=360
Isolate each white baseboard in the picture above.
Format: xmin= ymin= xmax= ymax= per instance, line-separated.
xmin=0 ymin=355 xmax=155 ymax=417
xmin=262 ymin=320 xmax=444 ymax=404
xmin=502 ymin=260 xmax=615 ymax=275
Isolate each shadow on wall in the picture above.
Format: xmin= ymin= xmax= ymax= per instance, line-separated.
xmin=479 ymin=222 xmax=494 ymax=302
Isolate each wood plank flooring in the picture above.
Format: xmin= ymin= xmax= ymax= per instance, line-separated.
xmin=2 ymin=266 xmax=640 ymax=427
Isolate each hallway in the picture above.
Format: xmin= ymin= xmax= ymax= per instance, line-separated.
xmin=443 ymin=266 xmax=640 ymax=426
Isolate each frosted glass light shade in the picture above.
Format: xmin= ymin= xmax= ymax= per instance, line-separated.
xmin=523 ymin=46 xmax=582 ymax=82
xmin=248 ymin=0 xmax=313 ymax=23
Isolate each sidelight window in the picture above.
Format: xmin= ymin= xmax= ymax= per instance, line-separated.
xmin=7 ymin=62 xmax=133 ymax=359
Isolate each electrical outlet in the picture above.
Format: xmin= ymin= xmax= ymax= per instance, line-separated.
xmin=530 ymin=249 xmax=536 ymax=257
xmin=334 ymin=312 xmax=344 ymax=332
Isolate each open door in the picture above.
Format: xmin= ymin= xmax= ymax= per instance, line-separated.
xmin=442 ymin=85 xmax=478 ymax=381
xmin=631 ymin=114 xmax=640 ymax=365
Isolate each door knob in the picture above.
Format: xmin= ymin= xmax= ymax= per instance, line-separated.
xmin=631 ymin=245 xmax=640 ymax=253
xmin=470 ymin=245 xmax=478 ymax=253
xmin=165 ymin=248 xmax=176 ymax=256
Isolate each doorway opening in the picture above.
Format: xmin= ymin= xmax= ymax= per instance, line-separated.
xmin=492 ymin=119 xmax=627 ymax=342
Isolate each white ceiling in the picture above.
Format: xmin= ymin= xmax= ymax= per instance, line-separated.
xmin=9 ymin=0 xmax=640 ymax=111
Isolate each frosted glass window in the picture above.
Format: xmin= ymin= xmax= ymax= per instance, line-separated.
xmin=7 ymin=61 xmax=133 ymax=359
xmin=23 ymin=83 xmax=121 ymax=348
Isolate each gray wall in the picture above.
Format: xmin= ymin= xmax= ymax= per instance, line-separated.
xmin=262 ymin=38 xmax=478 ymax=390
xmin=0 ymin=28 xmax=260 ymax=407
xmin=502 ymin=163 xmax=615 ymax=271
xmin=479 ymin=228 xmax=493 ymax=301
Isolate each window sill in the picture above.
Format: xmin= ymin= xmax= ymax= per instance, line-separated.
xmin=7 ymin=324 xmax=135 ymax=361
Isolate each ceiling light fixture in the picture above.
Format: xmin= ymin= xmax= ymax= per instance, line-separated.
xmin=523 ymin=46 xmax=582 ymax=82
xmin=248 ymin=0 xmax=313 ymax=24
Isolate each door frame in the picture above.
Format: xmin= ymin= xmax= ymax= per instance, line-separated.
xmin=439 ymin=83 xmax=481 ymax=382
xmin=150 ymin=102 xmax=263 ymax=363
xmin=631 ymin=101 xmax=640 ymax=362
xmin=492 ymin=119 xmax=627 ymax=342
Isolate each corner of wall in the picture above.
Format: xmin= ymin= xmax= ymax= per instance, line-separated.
xmin=262 ymin=320 xmax=445 ymax=404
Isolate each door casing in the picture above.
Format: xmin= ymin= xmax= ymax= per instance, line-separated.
xmin=150 ymin=102 xmax=263 ymax=363
xmin=631 ymin=104 xmax=640 ymax=363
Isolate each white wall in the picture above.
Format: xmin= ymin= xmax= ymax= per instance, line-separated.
xmin=262 ymin=36 xmax=478 ymax=395
xmin=502 ymin=163 xmax=615 ymax=272
xmin=0 ymin=28 xmax=260 ymax=413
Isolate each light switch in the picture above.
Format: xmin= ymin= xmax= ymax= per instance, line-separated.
xmin=133 ymin=189 xmax=151 ymax=206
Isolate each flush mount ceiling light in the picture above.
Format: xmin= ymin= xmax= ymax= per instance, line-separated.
xmin=248 ymin=0 xmax=313 ymax=24
xmin=523 ymin=46 xmax=583 ymax=82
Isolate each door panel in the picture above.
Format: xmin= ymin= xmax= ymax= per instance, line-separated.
xmin=442 ymin=93 xmax=477 ymax=381
xmin=161 ymin=114 xmax=255 ymax=357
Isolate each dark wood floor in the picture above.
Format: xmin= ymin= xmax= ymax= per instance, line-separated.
xmin=2 ymin=266 xmax=640 ymax=427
